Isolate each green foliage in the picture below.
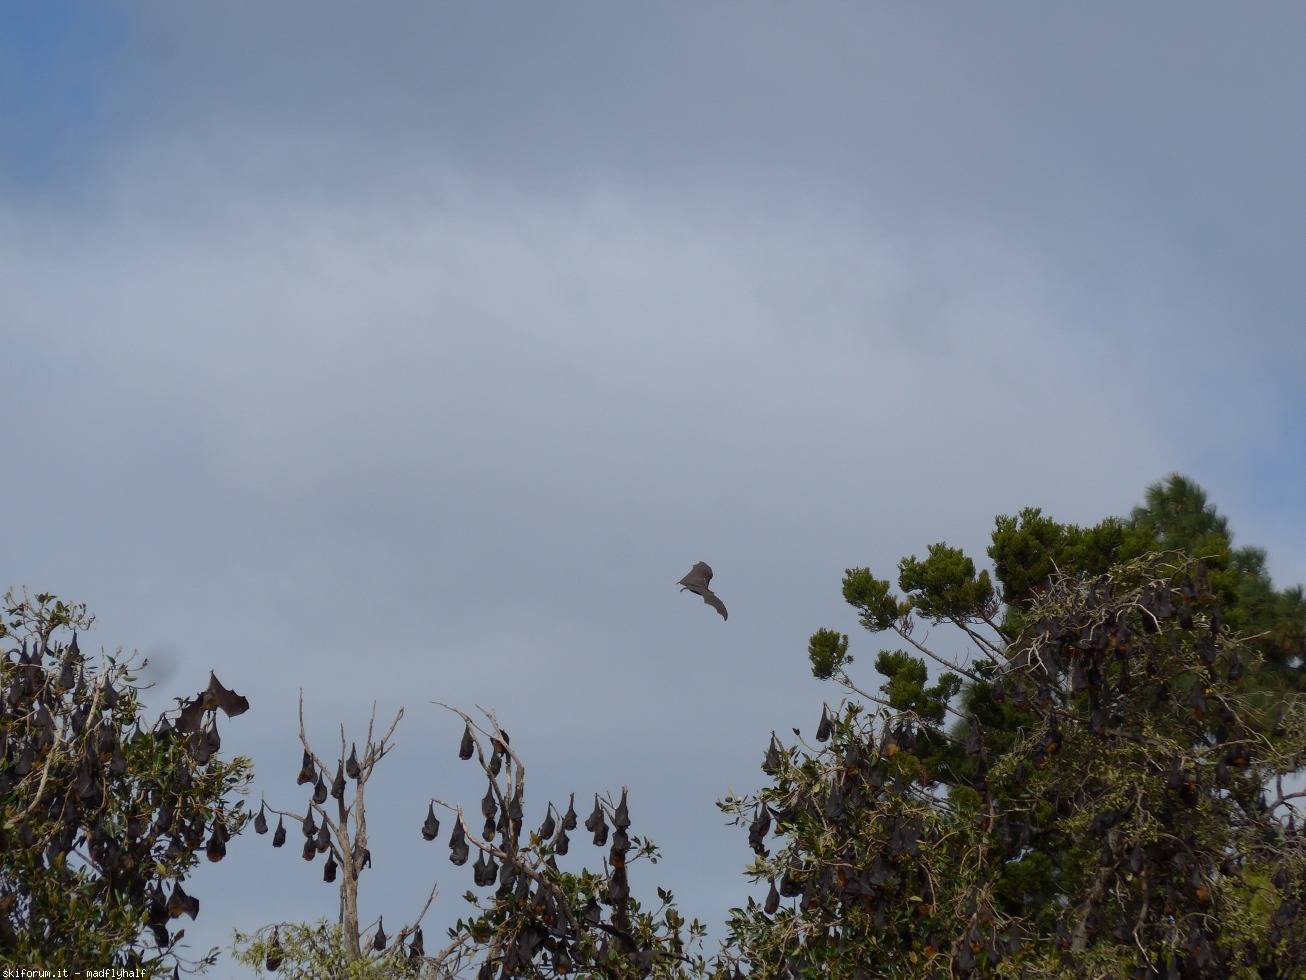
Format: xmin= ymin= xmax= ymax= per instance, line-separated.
xmin=840 ymin=568 xmax=901 ymax=633
xmin=1130 ymin=474 xmax=1305 ymax=686
xmin=873 ymin=651 xmax=959 ymax=726
xmin=986 ymin=475 xmax=1305 ymax=690
xmin=1131 ymin=473 xmax=1231 ymax=552
xmin=897 ymin=544 xmax=995 ymax=623
xmin=988 ymin=508 xmax=1153 ymax=614
xmin=807 ymin=629 xmax=849 ymax=680
xmin=233 ymin=921 xmax=418 ymax=979
xmin=0 ymin=589 xmax=254 ymax=973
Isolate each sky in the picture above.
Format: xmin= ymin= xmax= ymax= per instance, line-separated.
xmin=3 ymin=3 xmax=1305 ymax=975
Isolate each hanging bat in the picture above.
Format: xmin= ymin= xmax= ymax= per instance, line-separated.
xmin=296 ymin=749 xmax=315 ymax=785
xmin=346 ymin=743 xmax=361 ymax=780
xmin=678 ymin=562 xmax=728 ymax=620
xmin=422 ymin=803 xmax=440 ymax=841
xmin=449 ymin=820 xmax=469 ymax=866
xmin=537 ymin=807 xmax=556 ymax=841
xmin=174 ymin=696 xmax=205 ymax=735
xmin=613 ymin=788 xmax=630 ymax=831
xmin=206 ymin=826 xmax=226 ymax=862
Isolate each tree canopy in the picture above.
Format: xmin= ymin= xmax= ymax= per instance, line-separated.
xmin=730 ymin=474 xmax=1306 ymax=977
xmin=0 ymin=589 xmax=253 ymax=973
xmin=733 ymin=550 xmax=1306 ymax=977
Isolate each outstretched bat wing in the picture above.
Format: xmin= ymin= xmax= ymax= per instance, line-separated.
xmin=205 ymin=672 xmax=250 ymax=718
xmin=701 ymin=590 xmax=728 ymax=620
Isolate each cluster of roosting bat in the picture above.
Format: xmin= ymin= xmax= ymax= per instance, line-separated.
xmin=745 ymin=709 xmax=1018 ymax=976
xmin=1001 ymin=567 xmax=1305 ymax=975
xmin=143 ymin=672 xmax=248 ymax=949
xmin=253 ymin=700 xmax=429 ymax=970
xmin=256 ymin=700 xmax=684 ymax=978
xmin=442 ymin=717 xmax=647 ymax=979
xmin=0 ymin=624 xmax=248 ymax=958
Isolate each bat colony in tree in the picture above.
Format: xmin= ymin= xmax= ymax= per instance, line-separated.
xmin=678 ymin=561 xmax=728 ymax=620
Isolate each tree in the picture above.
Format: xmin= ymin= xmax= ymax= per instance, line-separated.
xmin=0 ymin=589 xmax=254 ymax=972
xmin=719 ymin=483 xmax=1306 ymax=977
xmin=238 ymin=700 xmax=709 ymax=980
xmin=233 ymin=695 xmax=430 ymax=977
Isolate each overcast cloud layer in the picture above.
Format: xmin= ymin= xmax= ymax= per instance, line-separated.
xmin=3 ymin=4 xmax=1305 ymax=973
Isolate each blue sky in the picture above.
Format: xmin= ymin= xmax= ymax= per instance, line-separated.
xmin=3 ymin=4 xmax=1305 ymax=976
xmin=0 ymin=2 xmax=125 ymax=190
